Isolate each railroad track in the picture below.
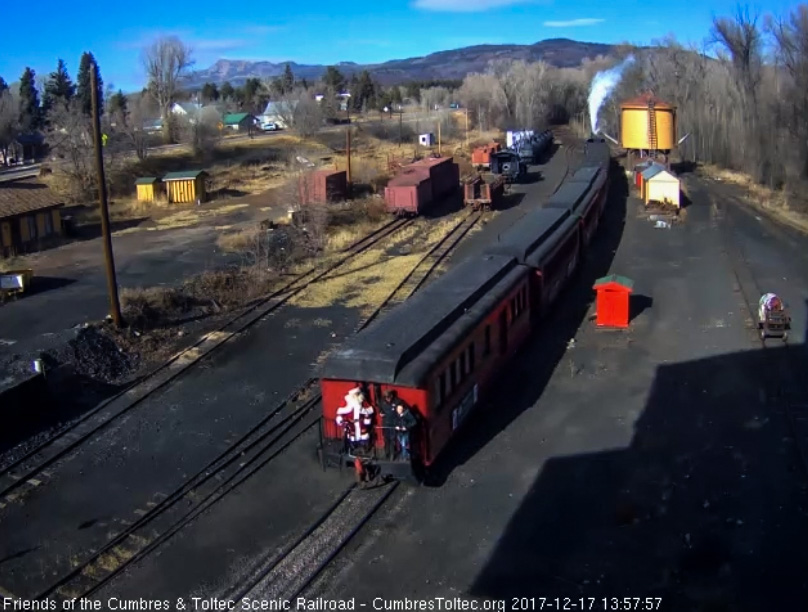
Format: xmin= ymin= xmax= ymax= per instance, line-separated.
xmin=37 ymin=382 xmax=324 ymax=602
xmin=719 ymin=195 xmax=808 ymax=481
xmin=25 ymin=212 xmax=472 ymax=602
xmin=0 ymin=216 xmax=415 ymax=505
xmin=223 ymin=481 xmax=401 ymax=604
xmin=359 ymin=211 xmax=484 ymax=331
xmin=552 ymin=142 xmax=578 ymax=195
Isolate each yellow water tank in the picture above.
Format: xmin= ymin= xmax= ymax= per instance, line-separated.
xmin=620 ymin=93 xmax=676 ymax=151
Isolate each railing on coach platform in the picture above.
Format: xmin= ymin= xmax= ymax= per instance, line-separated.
xmin=318 ymin=418 xmax=416 ymax=464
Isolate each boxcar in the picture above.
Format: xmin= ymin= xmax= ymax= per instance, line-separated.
xmin=384 ymin=171 xmax=433 ymax=215
xmin=318 ymin=254 xmax=531 ymax=480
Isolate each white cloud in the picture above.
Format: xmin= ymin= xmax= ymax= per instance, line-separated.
xmin=413 ymin=0 xmax=535 ymax=12
xmin=190 ymin=38 xmax=250 ymax=52
xmin=543 ymin=18 xmax=604 ymax=27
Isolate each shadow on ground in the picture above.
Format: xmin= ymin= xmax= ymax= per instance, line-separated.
xmin=68 ymin=218 xmax=149 ymax=241
xmin=423 ymin=191 xmax=465 ymax=219
xmin=496 ymin=192 xmax=526 ymax=212
xmin=469 ymin=336 xmax=808 ymax=610
xmin=424 ymin=160 xmax=629 ymax=486
xmin=630 ymin=294 xmax=653 ymax=322
xmin=536 ymin=142 xmax=560 ymax=165
xmin=672 ymin=160 xmax=698 ymax=175
xmin=210 ymin=187 xmax=249 ymax=199
xmin=520 ymin=171 xmax=544 ymax=185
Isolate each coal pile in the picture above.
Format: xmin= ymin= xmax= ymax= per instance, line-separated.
xmin=62 ymin=326 xmax=139 ymax=383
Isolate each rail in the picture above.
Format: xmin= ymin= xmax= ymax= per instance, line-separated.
xmin=0 ymin=217 xmax=415 ymax=505
xmin=24 ymin=210 xmax=477 ymax=602
xmin=719 ymin=195 xmax=808 ymax=481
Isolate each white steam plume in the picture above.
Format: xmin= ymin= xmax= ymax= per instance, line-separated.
xmin=588 ymin=54 xmax=635 ymax=134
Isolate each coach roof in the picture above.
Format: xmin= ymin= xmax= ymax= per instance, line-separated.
xmin=319 ymin=253 xmax=524 ymax=386
xmin=483 ymin=207 xmax=570 ymax=263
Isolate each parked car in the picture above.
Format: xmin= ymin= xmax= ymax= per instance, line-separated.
xmin=262 ymin=122 xmax=280 ymax=131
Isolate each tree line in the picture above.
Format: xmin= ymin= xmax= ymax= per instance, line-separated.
xmin=8 ymin=4 xmax=808 ymax=206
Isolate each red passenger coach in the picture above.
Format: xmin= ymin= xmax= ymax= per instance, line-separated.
xmin=485 ymin=208 xmax=580 ymax=318
xmin=566 ymin=165 xmax=609 ymax=245
xmin=317 ymin=254 xmax=531 ymax=481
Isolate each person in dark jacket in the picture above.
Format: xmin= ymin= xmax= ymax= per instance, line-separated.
xmin=392 ymin=403 xmax=417 ymax=460
xmin=379 ymin=390 xmax=397 ymax=459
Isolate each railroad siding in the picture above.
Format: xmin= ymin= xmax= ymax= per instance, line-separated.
xmin=0 ymin=303 xmax=363 ymax=597
xmin=90 ymin=428 xmax=354 ymax=601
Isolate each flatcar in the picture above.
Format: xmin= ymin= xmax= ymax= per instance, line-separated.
xmin=318 ymin=254 xmax=532 ymax=481
xmin=317 ymin=138 xmax=612 ymax=483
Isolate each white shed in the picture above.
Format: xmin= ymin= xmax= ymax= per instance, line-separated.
xmin=642 ymin=165 xmax=680 ymax=208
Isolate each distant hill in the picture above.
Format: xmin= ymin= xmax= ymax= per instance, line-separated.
xmin=187 ymin=38 xmax=615 ymax=87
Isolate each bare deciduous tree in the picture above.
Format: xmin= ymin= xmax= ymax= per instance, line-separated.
xmin=142 ymin=36 xmax=194 ymax=143
xmin=46 ymin=99 xmax=96 ymax=201
xmin=179 ymin=106 xmax=222 ymax=158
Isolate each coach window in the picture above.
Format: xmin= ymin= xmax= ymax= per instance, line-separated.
xmin=468 ymin=343 xmax=475 ymax=372
xmin=450 ymin=360 xmax=458 ymax=388
xmin=484 ymin=326 xmax=491 ymax=356
xmin=460 ymin=351 xmax=467 ymax=379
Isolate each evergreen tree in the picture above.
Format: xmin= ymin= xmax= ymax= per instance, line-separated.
xmin=108 ymin=89 xmax=128 ymax=117
xmin=76 ymin=52 xmax=104 ymax=116
xmin=323 ymin=66 xmax=345 ymax=93
xmin=355 ymin=70 xmax=375 ymax=110
xmin=0 ymin=77 xmax=8 ymax=93
xmin=201 ymin=82 xmax=219 ymax=102
xmin=42 ymin=59 xmax=75 ymax=115
xmin=18 ymin=67 xmax=41 ymax=131
xmin=281 ymin=64 xmax=294 ymax=93
xmin=220 ymin=81 xmax=235 ymax=100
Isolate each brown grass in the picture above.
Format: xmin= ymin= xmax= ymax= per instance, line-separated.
xmin=120 ymin=266 xmax=279 ymax=331
xmin=289 ymin=212 xmax=473 ymax=315
xmin=701 ymin=164 xmax=808 ymax=234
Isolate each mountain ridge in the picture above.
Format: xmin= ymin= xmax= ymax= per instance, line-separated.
xmin=187 ymin=38 xmax=616 ymax=87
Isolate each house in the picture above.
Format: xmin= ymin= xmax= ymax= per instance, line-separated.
xmin=0 ymin=179 xmax=64 ymax=257
xmin=171 ymin=102 xmax=203 ymax=117
xmin=260 ymin=101 xmax=298 ymax=129
xmin=314 ymin=92 xmax=351 ymax=111
xmin=222 ymin=113 xmax=257 ymax=131
xmin=1 ymin=133 xmax=46 ymax=165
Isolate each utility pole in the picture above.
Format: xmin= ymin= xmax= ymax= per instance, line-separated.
xmin=346 ymin=126 xmax=352 ymax=195
xmin=398 ymin=110 xmax=403 ymax=148
xmin=465 ymin=109 xmax=469 ymax=148
xmin=437 ymin=119 xmax=441 ymax=156
xmin=91 ymin=62 xmax=122 ymax=327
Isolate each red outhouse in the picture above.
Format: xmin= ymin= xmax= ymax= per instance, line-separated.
xmin=593 ymin=274 xmax=634 ymax=328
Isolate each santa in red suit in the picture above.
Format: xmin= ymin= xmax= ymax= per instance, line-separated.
xmin=335 ymin=386 xmax=374 ymax=444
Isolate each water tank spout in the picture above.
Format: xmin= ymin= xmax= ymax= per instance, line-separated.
xmin=597 ymin=131 xmax=619 ymax=145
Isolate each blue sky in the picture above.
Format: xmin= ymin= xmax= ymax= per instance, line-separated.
xmin=0 ymin=0 xmax=798 ymax=93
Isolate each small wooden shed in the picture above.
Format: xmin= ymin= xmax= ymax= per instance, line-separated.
xmin=641 ymin=164 xmax=680 ymax=208
xmin=163 ymin=170 xmax=208 ymax=204
xmin=135 ymin=177 xmax=161 ymax=202
xmin=593 ymin=274 xmax=634 ymax=328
